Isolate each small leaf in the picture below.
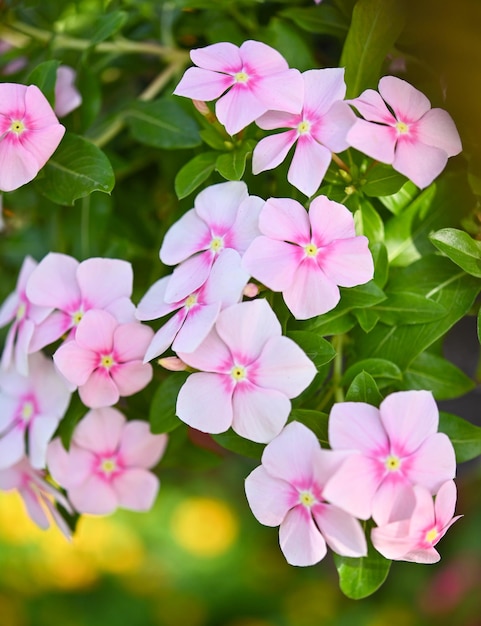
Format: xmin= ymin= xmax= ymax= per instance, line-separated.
xmin=149 ymin=372 xmax=189 ymax=434
xmin=342 ymin=358 xmax=402 ymax=390
xmin=89 ymin=10 xmax=128 ymax=45
xmin=36 ymin=133 xmax=115 ymax=205
xmin=362 ymin=163 xmax=408 ymax=197
xmin=374 ymin=292 xmax=447 ymax=325
xmin=404 ymin=352 xmax=474 ymax=400
xmin=354 ymin=308 xmax=380 ymax=333
xmin=354 ymin=198 xmax=384 ymax=243
xmin=279 ymin=5 xmax=349 ymax=37
xmin=174 ymin=151 xmax=218 ymax=199
xmin=286 ymin=331 xmax=336 ymax=368
xmin=371 ymin=242 xmax=389 ymax=288
xmin=215 ymin=140 xmax=256 ymax=181
xmin=430 ymin=228 xmax=481 ymax=277
xmin=378 ymin=179 xmax=419 ymax=215
xmin=211 ymin=430 xmax=264 ymax=459
xmin=439 ymin=412 xmax=481 ymax=463
xmin=345 ymin=371 xmax=383 ymax=406
xmin=289 ymin=409 xmax=329 ymax=445
xmin=27 ymin=60 xmax=60 ymax=107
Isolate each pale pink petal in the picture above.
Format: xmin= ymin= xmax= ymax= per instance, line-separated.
xmin=406 ymin=433 xmax=456 ymax=492
xmin=191 ymin=42 xmax=242 ymax=73
xmin=279 ymin=505 xmax=327 ymax=566
xmin=143 ymin=313 xmax=185 ymax=362
xmin=177 ymin=326 xmax=232 ymax=373
xmin=69 ymin=474 xmax=118 ymax=515
xmin=110 ymin=361 xmax=153 ymax=397
xmin=303 ymin=68 xmax=346 ymax=116
xmin=309 ymin=195 xmax=356 ymax=242
xmin=30 ymin=352 xmax=71 ymax=416
xmin=245 ymin=465 xmax=297 ymax=526
xmin=314 ymin=100 xmax=356 ymax=152
xmin=283 ymin=261 xmax=340 ymax=319
xmin=113 ymin=322 xmax=154 ymax=362
xmin=29 ymin=310 xmax=72 ymax=352
xmin=242 ymin=237 xmax=300 ymax=291
xmin=26 ymin=252 xmax=80 ymax=310
xmin=380 ymin=390 xmax=438 ymax=455
xmin=416 ymin=108 xmax=462 ymax=156
xmin=231 ymin=384 xmax=290 ymax=443
xmin=113 ymin=468 xmax=159 ymax=511
xmin=252 ymin=130 xmax=297 ymax=175
xmin=53 ymin=341 xmax=97 ymax=386
xmin=136 ymin=276 xmax=178 ymax=321
xmin=434 ymin=480 xmax=458 ymax=528
xmin=194 ymin=180 xmax=248 ymax=230
xmin=74 ymin=407 xmax=125 ymax=453
xmin=255 ymin=110 xmax=298 ymax=130
xmin=0 ymin=323 xmax=16 ymax=371
xmin=164 ymin=253 xmax=213 ymax=303
xmin=176 ymin=372 xmax=233 ymax=433
xmin=119 ymin=421 xmax=167 ymax=468
xmin=28 ymin=415 xmax=59 ymax=469
xmin=18 ymin=124 xmax=65 ymax=171
xmin=288 ymin=135 xmax=331 ymax=197
xmin=378 ymin=76 xmax=431 ymax=123
xmin=13 ymin=319 xmax=35 ymax=376
xmin=0 ymin=394 xmax=19 ymax=431
xmin=173 ymin=67 xmax=233 ymax=101
xmin=47 ymin=440 xmax=94 ymax=488
xmin=172 ymin=302 xmax=220 ymax=353
xmin=55 ymin=65 xmax=82 ymax=117
xmin=215 ymin=85 xmax=267 ymax=135
xmin=393 ymin=138 xmax=448 ymax=188
xmin=79 ymin=370 xmax=119 ymax=408
xmin=240 ymin=40 xmax=289 ymax=74
xmin=259 ymin=197 xmax=311 ymax=244
xmin=0 ymin=292 xmax=18 ymax=327
xmin=24 ymin=84 xmax=62 ymax=128
xmin=227 ymin=195 xmax=264 ymax=253
xmin=0 ymin=83 xmax=27 ymax=116
xmin=349 ymin=88 xmax=395 ymax=124
xmin=104 ymin=297 xmax=136 ymax=323
xmin=322 ymin=453 xmax=382 ymax=520
xmin=371 ymin=519 xmax=420 ymax=561
xmin=0 ymin=428 xmax=25 ymax=469
xmin=160 ymin=208 xmax=210 ymax=266
xmin=0 ymin=137 xmax=39 ymax=191
xmin=313 ymin=504 xmax=367 ymax=557
xmin=75 ymin=309 xmax=116 ymax=353
xmin=76 ymin=258 xmax=133 ymax=309
xmin=371 ymin=480 xmax=417 ymax=526
xmin=254 ymin=336 xmax=316 ymax=398
xmin=215 ymin=299 xmax=281 ymax=360
xmin=329 ymin=401 xmax=388 ymax=453
xmin=320 ymin=237 xmax=374 ymax=287
xmin=252 ymin=69 xmax=304 ymax=116
xmin=261 ymin=421 xmax=321 ymax=484
xmin=201 ymin=249 xmax=248 ymax=307
xmin=347 ymin=118 xmax=397 ymax=163
xmin=20 ymin=487 xmax=50 ymax=529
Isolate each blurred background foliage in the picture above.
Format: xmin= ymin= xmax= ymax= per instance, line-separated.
xmin=1 ymin=0 xmax=481 ymax=623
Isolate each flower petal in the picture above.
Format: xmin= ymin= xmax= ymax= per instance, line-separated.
xmin=287 ymin=135 xmax=331 ymax=197
xmin=75 ymin=309 xmax=116 ymax=353
xmin=53 ymin=341 xmax=97 ymax=386
xmin=215 ymin=84 xmax=267 ymax=136
xmin=303 ymin=68 xmax=347 ymax=115
xmin=176 ymin=372 xmax=233 ymax=433
xmin=78 ymin=370 xmax=119 ymax=408
xmin=378 ymin=76 xmax=431 ymax=123
xmin=283 ymin=260 xmax=340 ymax=320
xmin=143 ymin=313 xmax=185 ymax=362
xmin=164 ymin=253 xmax=213 ymax=303
xmin=393 ymin=138 xmax=448 ymax=189
xmin=28 ymin=415 xmax=59 ymax=469
xmin=320 ymin=237 xmax=374 ymax=287
xmin=231 ymin=383 xmax=290 ymax=443
xmin=279 ymin=505 xmax=327 ymax=566
xmin=191 ymin=42 xmax=242 ymax=73
xmin=347 ymin=118 xmax=396 ymax=163
xmin=252 ymin=130 xmax=297 ymax=175
xmin=113 ymin=322 xmax=154 ymax=362
xmin=119 ymin=421 xmax=167 ymax=468
xmin=242 ymin=237 xmax=299 ymax=291
xmin=26 ymin=252 xmax=80 ymax=310
xmin=195 ymin=180 xmax=249 ymax=231
xmin=177 ymin=326 xmax=231 ymax=373
xmin=69 ymin=474 xmax=118 ymax=515
xmin=110 ymin=360 xmax=153 ymax=397
xmin=113 ymin=468 xmax=159 ymax=511
xmin=245 ymin=465 xmax=297 ymax=526
xmin=329 ymin=401 xmax=388 ymax=453
xmin=309 ymin=194 xmax=356 ymax=242
xmin=416 ymin=108 xmax=462 ymax=156
xmin=252 ymin=69 xmax=304 ymax=116
xmin=74 ymin=407 xmax=125 ymax=454
xmin=76 ymin=258 xmax=133 ymax=309
xmin=313 ymin=504 xmax=367 ymax=557
xmin=258 ymin=197 xmax=311 ymax=243
xmin=160 ymin=208 xmax=211 ymax=266
xmin=173 ymin=67 xmax=233 ymax=101
xmin=172 ymin=302 xmax=220 ymax=353
xmin=406 ymin=432 xmax=456 ymax=493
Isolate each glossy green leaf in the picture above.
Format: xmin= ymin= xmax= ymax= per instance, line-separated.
xmin=174 ymin=151 xmax=218 ymax=199
xmin=362 ymin=163 xmax=408 ymax=197
xmin=354 ymin=198 xmax=384 ymax=243
xmin=127 ymin=99 xmax=201 ymax=149
xmin=374 ymin=291 xmax=447 ymax=325
xmin=371 ymin=242 xmax=389 ymax=289
xmin=378 ymin=179 xmax=419 ymax=215
xmin=279 ymin=4 xmax=349 ymax=37
xmin=354 ymin=308 xmax=380 ymax=333
xmin=286 ymin=331 xmax=336 ymax=368
xmin=342 ymin=358 xmax=402 ymax=390
xmin=430 ymin=228 xmax=481 ymax=277
xmin=403 ymin=352 xmax=474 ymax=400
xmin=341 ymin=0 xmax=405 ymax=97
xmin=439 ymin=412 xmax=481 ymax=463
xmin=89 ymin=10 xmax=128 ymax=45
xmin=211 ymin=430 xmax=264 ymax=459
xmin=215 ymin=140 xmax=256 ymax=181
xmin=264 ymin=17 xmax=317 ymax=72
xmin=345 ymin=371 xmax=383 ymax=406
xmin=27 ymin=59 xmax=60 ymax=107
xmin=36 ymin=133 xmax=115 ymax=205
xmin=289 ymin=409 xmax=329 ymax=446
xmin=149 ymin=373 xmax=189 ymax=434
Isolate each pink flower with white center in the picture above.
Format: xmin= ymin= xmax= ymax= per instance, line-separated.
xmin=176 ymin=299 xmax=317 ymax=443
xmin=26 ymin=253 xmax=136 ymax=352
xmin=0 ymin=83 xmax=65 ymax=192
xmin=0 ymin=456 xmax=73 ymax=538
xmin=0 ymin=255 xmax=51 ymax=375
xmin=47 ymin=407 xmax=168 ymax=515
xmin=53 ymin=310 xmax=154 ymax=409
xmin=136 ymin=249 xmax=248 ymax=361
xmin=173 ymin=40 xmax=304 ymax=136
xmin=0 ymin=351 xmax=71 ymax=470
xmin=371 ymin=481 xmax=462 ymax=563
xmin=54 ymin=65 xmax=82 ymax=118
xmin=242 ymin=195 xmax=374 ymax=320
xmin=160 ymin=181 xmax=263 ymax=302
xmin=346 ymin=76 xmax=462 ymax=189
xmin=323 ymin=390 xmax=457 ymax=525
xmin=252 ymin=68 xmax=356 ymax=197
xmin=245 ymin=421 xmax=367 ymax=566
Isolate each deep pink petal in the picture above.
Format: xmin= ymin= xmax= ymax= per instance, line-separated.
xmin=160 ymin=208 xmax=211 ymax=266
xmin=245 ymin=465 xmax=297 ymax=526
xmin=287 ymin=135 xmax=331 ymax=197
xmin=347 ymin=118 xmax=396 ymax=163
xmin=110 ymin=360 xmax=153 ymax=397
xmin=313 ymin=504 xmax=367 ymax=557
xmin=252 ymin=130 xmax=297 ymax=175
xmin=416 ymin=108 xmax=462 ymax=156
xmin=75 ymin=309 xmax=117 ymax=353
xmin=176 ymin=372 xmax=233 ymax=433
xmin=242 ymin=237 xmax=299 ymax=291
xmin=259 ymin=197 xmax=311 ymax=243
xmin=283 ymin=261 xmax=340 ymax=320
xmin=279 ymin=505 xmax=327 ymax=566
xmin=173 ymin=66 xmax=233 ymax=101
xmin=69 ymin=474 xmax=118 ymax=515
xmin=320 ymin=237 xmax=374 ymax=287
xmin=53 ymin=341 xmax=97 ymax=386
xmin=406 ymin=433 xmax=456 ymax=492
xmin=393 ymin=139 xmax=448 ymax=188
xmin=78 ymin=370 xmax=119 ymax=408
xmin=76 ymin=258 xmax=133 ymax=309
xmin=329 ymin=401 xmax=388 ymax=453
xmin=113 ymin=468 xmax=159 ymax=511
xmin=194 ymin=180 xmax=248 ymax=230
xmin=119 ymin=421 xmax=167 ymax=468
xmin=378 ymin=76 xmax=431 ymax=123
xmin=215 ymin=85 xmax=267 ymax=135
xmin=231 ymin=384 xmax=290 ymax=443
xmin=26 ymin=252 xmax=80 ymax=310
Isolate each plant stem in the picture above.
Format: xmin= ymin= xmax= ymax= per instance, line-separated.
xmin=331 ymin=152 xmax=350 ymax=173
xmin=331 ymin=334 xmax=345 ymax=403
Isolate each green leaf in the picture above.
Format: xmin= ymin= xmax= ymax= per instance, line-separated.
xmin=378 ymin=179 xmax=419 ymax=215
xmin=211 ymin=430 xmax=264 ymax=459
xmin=362 ymin=163 xmax=408 ymax=197
xmin=334 ymin=529 xmax=391 ymax=599
xmin=302 ymin=310 xmax=357 ymax=336
xmin=430 ymin=228 xmax=481 ymax=277
xmin=342 ymin=358 xmax=402 ymax=390
xmin=439 ymin=412 xmax=481 ymax=463
xmin=199 ymin=126 xmax=230 ymax=151
xmin=27 ymin=59 xmax=60 ymax=107
xmin=354 ymin=198 xmax=384 ymax=243
xmin=279 ymin=4 xmax=349 ymax=37
xmin=264 ymin=17 xmax=317 ymax=72
xmin=286 ymin=331 xmax=336 ymax=368
xmin=371 ymin=242 xmax=389 ymax=289
xmin=339 ymin=281 xmax=387 ymax=309
xmin=174 ymin=151 xmax=218 ymax=199
xmin=36 ymin=133 xmax=115 ymax=205
xmin=345 ymin=371 xmax=383 ymax=406
xmin=289 ymin=409 xmax=329 ymax=446
xmin=403 ymin=352 xmax=474 ymax=400
xmin=149 ymin=373 xmax=189 ymax=434
xmin=215 ymin=140 xmax=256 ymax=181
xmin=374 ymin=291 xmax=447 ymax=325
xmin=127 ymin=99 xmax=201 ymax=149
xmin=354 ymin=308 xmax=380 ymax=333
xmin=89 ymin=10 xmax=128 ymax=45
xmin=341 ymin=0 xmax=405 ymax=97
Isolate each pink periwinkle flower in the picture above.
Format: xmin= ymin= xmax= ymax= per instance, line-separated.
xmin=176 ymin=299 xmax=317 ymax=443
xmin=245 ymin=421 xmax=367 ymax=566
xmin=47 ymin=407 xmax=167 ymax=515
xmin=346 ymin=76 xmax=462 ymax=188
xmin=0 ymin=351 xmax=71 ymax=470
xmin=371 ymin=480 xmax=462 ymax=563
xmin=54 ymin=65 xmax=82 ymax=118
xmin=0 ymin=83 xmax=65 ymax=192
xmin=242 ymin=195 xmax=374 ymax=320
xmin=26 ymin=253 xmax=136 ymax=352
xmin=159 ymin=181 xmax=263 ymax=302
xmin=0 ymin=456 xmax=73 ymax=537
xmin=323 ymin=390 xmax=457 ymax=525
xmin=136 ymin=249 xmax=248 ymax=361
xmin=173 ymin=40 xmax=304 ymax=136
xmin=53 ymin=310 xmax=154 ymax=409
xmin=252 ymin=68 xmax=356 ymax=197
xmin=0 ymin=255 xmax=51 ymax=375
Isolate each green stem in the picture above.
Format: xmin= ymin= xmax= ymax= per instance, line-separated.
xmin=81 ymin=196 xmax=90 ymax=259
xmin=332 ymin=334 xmax=345 ymax=403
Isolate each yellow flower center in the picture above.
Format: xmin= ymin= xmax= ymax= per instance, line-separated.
xmin=395 ymin=121 xmax=409 ymax=134
xmin=210 ymin=236 xmax=224 ymax=253
xmin=21 ymin=401 xmax=35 ymax=422
xmin=230 ymin=364 xmax=246 ymax=382
xmin=100 ymin=457 xmax=118 ymax=475
xmin=185 ymin=294 xmax=197 ymax=309
xmin=304 ymin=243 xmax=318 ymax=258
xmin=385 ymin=454 xmax=402 ymax=472
xmin=234 ymin=71 xmax=249 ymax=84
xmin=425 ymin=527 xmax=438 ymax=544
xmin=10 ymin=119 xmax=25 ymax=135
xmin=72 ymin=310 xmax=84 ymax=325
xmin=299 ymin=491 xmax=315 ymax=508
xmin=297 ymin=120 xmax=311 ymax=134
xmin=16 ymin=302 xmax=26 ymax=321
xmin=100 ymin=354 xmax=115 ymax=369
